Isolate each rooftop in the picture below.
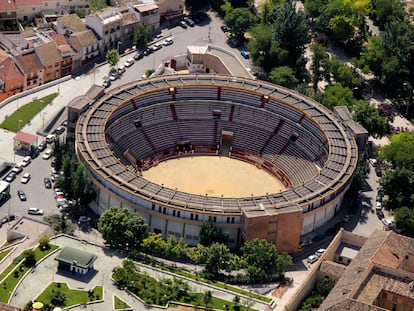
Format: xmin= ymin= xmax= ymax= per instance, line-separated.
xmin=57 ymin=14 xmax=87 ymax=33
xmin=68 ymin=30 xmax=98 ymax=50
xmin=55 ymin=246 xmax=97 ymax=269
xmin=35 ymin=42 xmax=62 ymax=66
xmin=0 ymin=55 xmax=24 ymax=82
xmin=14 ymin=52 xmax=43 ymax=74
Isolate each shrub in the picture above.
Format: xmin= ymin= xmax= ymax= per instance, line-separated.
xmin=39 ymin=235 xmax=50 ymax=250
xmin=50 ymin=290 xmax=66 ymax=306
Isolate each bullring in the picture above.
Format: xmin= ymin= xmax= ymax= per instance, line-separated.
xmin=75 ymin=74 xmax=358 ymax=252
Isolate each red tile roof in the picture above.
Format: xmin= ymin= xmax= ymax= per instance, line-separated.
xmin=35 ymin=42 xmax=62 ymax=66
xmin=0 ymin=0 xmax=17 ymax=11
xmin=0 ymin=56 xmax=24 ymax=82
xmin=14 ymin=52 xmax=43 ymax=74
xmin=14 ymin=131 xmax=38 ymax=145
xmin=15 ymin=0 xmax=41 ymax=6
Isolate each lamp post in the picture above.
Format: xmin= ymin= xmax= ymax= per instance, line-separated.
xmin=41 ymin=112 xmax=47 ymax=130
xmin=117 ymin=40 xmax=122 ymax=55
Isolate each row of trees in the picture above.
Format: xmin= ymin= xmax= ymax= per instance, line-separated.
xmin=98 ymin=209 xmax=292 ymax=283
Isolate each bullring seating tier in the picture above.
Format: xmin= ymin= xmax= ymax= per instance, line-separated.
xmin=76 ymin=74 xmax=358 ymax=214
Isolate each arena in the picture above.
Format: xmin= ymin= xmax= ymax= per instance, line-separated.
xmin=75 ymin=74 xmax=358 ymax=252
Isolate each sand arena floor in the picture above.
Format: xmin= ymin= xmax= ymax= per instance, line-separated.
xmin=142 ymin=156 xmax=285 ymax=198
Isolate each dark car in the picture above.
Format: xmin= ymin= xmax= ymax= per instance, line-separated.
xmin=375 ymin=167 xmax=382 ymax=177
xmin=44 ymin=177 xmax=52 ymax=189
xmin=376 ymin=209 xmax=385 ymax=219
xmin=1 ymin=214 xmax=16 ymax=224
xmin=183 ymin=17 xmax=195 ymax=27
xmin=312 ymin=233 xmax=325 ymax=242
xmin=17 ymin=189 xmax=26 ymax=201
xmin=221 ymin=24 xmax=229 ymax=32
xmin=38 ymin=142 xmax=46 ymax=151
xmin=143 ymin=47 xmax=153 ymax=56
xmin=134 ymin=52 xmax=144 ymax=60
xmin=179 ymin=20 xmax=188 ymax=29
xmin=31 ymin=148 xmax=40 ymax=159
xmin=325 ymin=227 xmax=339 ymax=236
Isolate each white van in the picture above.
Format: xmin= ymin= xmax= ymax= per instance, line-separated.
xmin=22 ymin=156 xmax=31 ymax=167
xmin=46 ymin=134 xmax=55 ymax=144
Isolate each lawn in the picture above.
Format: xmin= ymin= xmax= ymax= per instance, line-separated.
xmin=0 ymin=244 xmax=58 ymax=303
xmin=0 ymin=93 xmax=58 ymax=132
xmin=88 ymin=0 xmax=107 ymax=11
xmin=36 ymin=283 xmax=103 ymax=307
xmin=114 ymin=295 xmax=132 ymax=310
xmin=0 ymin=249 xmax=11 ymax=263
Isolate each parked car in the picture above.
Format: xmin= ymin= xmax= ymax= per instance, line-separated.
xmin=28 ymin=208 xmax=44 ymax=215
xmin=38 ymin=142 xmax=46 ymax=151
xmin=240 ymin=50 xmax=250 ymax=59
xmin=17 ymin=189 xmax=26 ymax=201
xmin=375 ymin=166 xmax=382 ymax=177
xmin=103 ymin=78 xmax=111 ymax=88
xmin=376 ymin=209 xmax=385 ymax=219
xmin=124 ymin=58 xmax=135 ymax=67
xmin=369 ymin=158 xmax=377 ymax=166
xmin=134 ymin=52 xmax=144 ymax=60
xmin=5 ymin=172 xmax=16 ymax=182
xmin=22 ymin=156 xmax=31 ymax=167
xmin=11 ymin=163 xmax=23 ymax=174
xmin=162 ymin=38 xmax=173 ymax=46
xmin=20 ymin=172 xmax=31 ymax=184
xmin=376 ymin=201 xmax=382 ymax=210
xmin=300 ymin=240 xmax=313 ymax=247
xmin=312 ymin=233 xmax=325 ymax=242
xmin=46 ymin=134 xmax=55 ymax=144
xmin=315 ymin=248 xmax=326 ymax=257
xmin=183 ymin=16 xmax=195 ymax=27
xmin=44 ymin=177 xmax=52 ymax=189
xmin=55 ymin=126 xmax=65 ymax=135
xmin=78 ymin=216 xmax=91 ymax=225
xmin=117 ymin=65 xmax=126 ymax=74
xmin=109 ymin=71 xmax=119 ymax=81
xmin=152 ymin=43 xmax=162 ymax=51
xmin=376 ymin=194 xmax=383 ymax=202
xmin=143 ymin=47 xmax=153 ymax=56
xmin=42 ymin=149 xmax=52 ymax=160
xmin=221 ymin=24 xmax=229 ymax=32
xmin=1 ymin=214 xmax=16 ymax=224
xmin=307 ymin=255 xmax=319 ymax=264
xmin=342 ymin=214 xmax=352 ymax=222
xmin=179 ymin=20 xmax=188 ymax=29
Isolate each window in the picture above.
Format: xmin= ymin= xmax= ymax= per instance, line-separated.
xmin=177 ymin=211 xmax=180 ymax=217
xmin=163 ymin=207 xmax=166 ymax=214
xmin=190 ymin=214 xmax=193 ymax=220
xmin=172 ymin=210 xmax=176 ymax=217
xmin=195 ymin=214 xmax=198 ymax=221
xmin=44 ymin=2 xmax=48 ymax=6
xmin=151 ymin=203 xmax=155 ymax=210
xmin=158 ymin=206 xmax=161 ymax=212
xmin=232 ymin=217 xmax=235 ymax=223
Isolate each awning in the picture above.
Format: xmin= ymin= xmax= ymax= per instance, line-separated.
xmin=14 ymin=131 xmax=38 ymax=145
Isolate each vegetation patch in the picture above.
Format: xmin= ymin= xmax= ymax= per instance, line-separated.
xmin=0 ymin=244 xmax=57 ymax=303
xmin=0 ymin=249 xmax=11 ymax=262
xmin=0 ymin=93 xmax=58 ymax=132
xmin=36 ymin=283 xmax=103 ymax=307
xmin=114 ymin=295 xmax=132 ymax=310
xmin=88 ymin=0 xmax=107 ymax=12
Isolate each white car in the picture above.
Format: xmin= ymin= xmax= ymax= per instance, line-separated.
xmin=382 ymin=218 xmax=392 ymax=227
xmin=20 ymin=172 xmax=31 ymax=184
xmin=307 ymin=255 xmax=318 ymax=264
xmin=369 ymin=158 xmax=377 ymax=166
xmin=152 ymin=43 xmax=162 ymax=51
xmin=28 ymin=208 xmax=44 ymax=215
xmin=162 ymin=38 xmax=173 ymax=46
xmin=124 ymin=58 xmax=135 ymax=67
xmin=315 ymin=248 xmax=326 ymax=257
xmin=42 ymin=149 xmax=52 ymax=160
xmin=376 ymin=201 xmax=382 ymax=210
xmin=22 ymin=156 xmax=31 ymax=167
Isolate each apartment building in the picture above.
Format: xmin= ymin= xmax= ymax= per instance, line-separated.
xmin=35 ymin=41 xmax=62 ymax=83
xmin=14 ymin=52 xmax=44 ymax=90
xmin=0 ymin=55 xmax=25 ymax=101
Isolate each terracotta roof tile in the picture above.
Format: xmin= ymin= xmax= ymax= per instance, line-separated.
xmin=35 ymin=42 xmax=62 ymax=66
xmin=57 ymin=14 xmax=87 ymax=32
xmin=122 ymin=12 xmax=138 ymax=26
xmin=14 ymin=52 xmax=43 ymax=74
xmin=0 ymin=56 xmax=24 ymax=81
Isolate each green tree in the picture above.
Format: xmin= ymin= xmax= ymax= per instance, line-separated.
xmin=76 ymin=8 xmax=86 ymax=18
xmin=233 ymin=295 xmax=241 ymax=311
xmin=134 ymin=23 xmax=152 ymax=49
xmin=38 ymin=235 xmax=50 ymax=250
xmin=98 ymin=207 xmax=149 ymax=250
xmin=50 ymin=290 xmax=66 ymax=306
xmin=52 ymin=136 xmax=63 ymax=171
xmin=187 ymin=243 xmax=205 ymax=264
xmin=382 ymin=168 xmax=414 ymax=209
xmin=141 ymin=233 xmax=166 ymax=255
xmin=370 ymin=0 xmax=405 ymax=28
xmin=316 ymin=277 xmax=336 ymax=296
xmin=224 ymin=7 xmax=256 ymax=39
xmin=276 ymin=252 xmax=293 ymax=277
xmin=247 ymin=24 xmax=289 ymax=72
xmin=352 ymin=101 xmax=388 ymax=138
xmin=106 ymin=49 xmax=120 ymax=69
xmin=381 ymin=133 xmax=414 ymax=170
xmin=202 ymin=242 xmax=231 ymax=276
xmin=165 ymin=235 xmax=188 ymax=259
xmin=269 ymin=66 xmax=299 ymax=88
xmin=310 ymin=43 xmax=329 ymax=92
xmin=328 ymin=15 xmax=354 ymax=43
xmin=394 ymin=207 xmax=414 ymax=235
xmin=204 ymin=290 xmax=212 ymax=307
xmin=23 ymin=250 xmax=36 ymax=267
xmin=72 ymin=163 xmax=95 ymax=207
xmin=272 ymin=1 xmax=310 ymax=68
xmin=220 ymin=0 xmax=233 ymax=16
xmin=319 ymin=84 xmax=355 ymax=110
xmin=199 ymin=219 xmax=228 ymax=246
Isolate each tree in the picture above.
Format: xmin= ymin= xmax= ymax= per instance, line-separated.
xmin=134 ymin=23 xmax=152 ymax=49
xmin=50 ymin=290 xmax=66 ymax=306
xmin=319 ymin=84 xmax=355 ymax=110
xmin=310 ymin=43 xmax=329 ymax=92
xmin=352 ymin=101 xmax=388 ymax=138
xmin=199 ymin=219 xmax=228 ymax=246
xmin=141 ymin=233 xmax=166 ymax=255
xmin=316 ymin=277 xmax=336 ymax=296
xmin=276 ymin=252 xmax=293 ymax=277
xmin=202 ymin=242 xmax=231 ymax=276
xmin=165 ymin=235 xmax=187 ymax=259
xmin=324 ymin=58 xmax=361 ymax=89
xmin=247 ymin=24 xmax=289 ymax=72
xmin=394 ymin=207 xmax=414 ymax=235
xmin=224 ymin=7 xmax=256 ymax=39
xmin=269 ymin=66 xmax=299 ymax=88
xmin=272 ymin=1 xmax=310 ymax=68
xmin=204 ymin=290 xmax=212 ymax=307
xmin=98 ymin=207 xmax=149 ymax=250
xmin=187 ymin=243 xmax=205 ymax=264
xmin=382 ymin=168 xmax=414 ymax=209
xmin=76 ymin=8 xmax=86 ymax=18
xmin=106 ymin=49 xmax=120 ymax=69
xmin=233 ymin=295 xmax=241 ymax=311
xmin=381 ymin=133 xmax=414 ymax=171
xmin=328 ymin=15 xmax=354 ymax=43
xmin=38 ymin=235 xmax=50 ymax=250
xmin=72 ymin=163 xmax=95 ymax=207
xmin=23 ymin=250 xmax=36 ymax=267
